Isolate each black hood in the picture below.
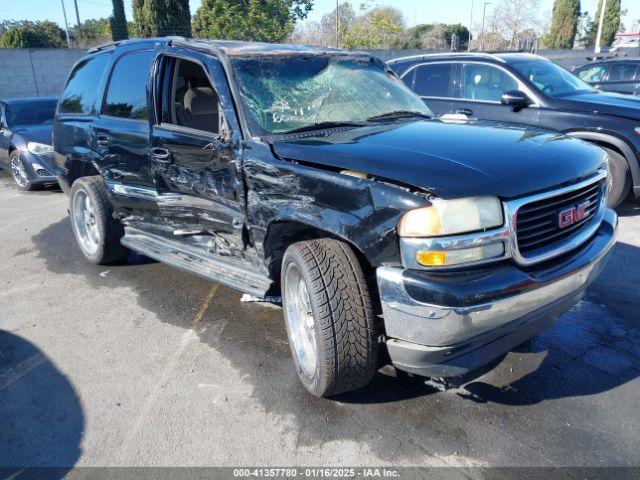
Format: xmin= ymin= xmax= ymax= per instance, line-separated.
xmin=271 ymin=119 xmax=606 ymax=200
xmin=14 ymin=124 xmax=53 ymax=146
xmin=555 ymin=91 xmax=640 ymax=121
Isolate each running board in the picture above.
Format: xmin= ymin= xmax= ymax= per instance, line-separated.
xmin=121 ymin=227 xmax=272 ymax=297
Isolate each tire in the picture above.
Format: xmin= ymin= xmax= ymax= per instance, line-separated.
xmin=281 ymin=238 xmax=379 ymax=397
xmin=69 ymin=176 xmax=128 ymax=264
xmin=9 ymin=151 xmax=40 ymax=191
xmin=603 ymin=147 xmax=632 ymax=208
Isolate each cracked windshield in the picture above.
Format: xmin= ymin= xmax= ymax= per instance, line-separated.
xmin=231 ymin=55 xmax=432 ymax=135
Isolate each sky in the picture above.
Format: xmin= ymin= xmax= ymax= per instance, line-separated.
xmin=2 ymin=0 xmax=639 ymax=34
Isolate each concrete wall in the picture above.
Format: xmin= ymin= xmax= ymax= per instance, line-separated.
xmin=0 ymin=49 xmax=86 ymax=100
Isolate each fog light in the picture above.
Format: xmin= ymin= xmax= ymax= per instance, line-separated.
xmin=416 ymin=243 xmax=505 ymax=267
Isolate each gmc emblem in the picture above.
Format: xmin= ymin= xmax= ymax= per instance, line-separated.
xmin=558 ymin=201 xmax=591 ymax=228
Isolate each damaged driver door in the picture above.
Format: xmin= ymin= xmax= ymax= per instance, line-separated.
xmin=150 ymin=48 xmax=246 ymax=257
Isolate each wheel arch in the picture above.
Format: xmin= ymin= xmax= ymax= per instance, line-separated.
xmin=262 ymin=219 xmax=375 ymax=295
xmin=566 ymin=131 xmax=640 ymax=195
xmin=65 ymin=158 xmax=101 ymax=187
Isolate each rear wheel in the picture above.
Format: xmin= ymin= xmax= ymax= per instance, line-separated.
xmin=69 ymin=176 xmax=128 ymax=264
xmin=10 ymin=152 xmax=39 ymax=191
xmin=281 ymin=238 xmax=379 ymax=397
xmin=603 ymin=147 xmax=632 ymax=208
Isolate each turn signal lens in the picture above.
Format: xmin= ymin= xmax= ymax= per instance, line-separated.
xmin=416 ymin=243 xmax=505 ymax=267
xmin=416 ymin=251 xmax=446 ymax=266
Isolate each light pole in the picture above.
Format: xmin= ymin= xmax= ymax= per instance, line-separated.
xmin=60 ymin=0 xmax=72 ymax=48
xmin=73 ymin=0 xmax=81 ymax=28
xmin=468 ymin=0 xmax=474 ymax=51
xmin=480 ymin=2 xmax=491 ymax=52
xmin=336 ymin=0 xmax=339 ymax=48
xmin=594 ymin=0 xmax=607 ymax=55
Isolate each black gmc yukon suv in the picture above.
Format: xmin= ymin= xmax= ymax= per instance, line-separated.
xmin=53 ymin=38 xmax=617 ymax=397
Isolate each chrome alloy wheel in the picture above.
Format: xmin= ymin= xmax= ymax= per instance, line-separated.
xmin=10 ymin=154 xmax=28 ymax=188
xmin=283 ymin=263 xmax=318 ymax=378
xmin=72 ymin=189 xmax=100 ymax=256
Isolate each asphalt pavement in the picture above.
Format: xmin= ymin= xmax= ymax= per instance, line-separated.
xmin=1 ymin=169 xmax=639 ymax=471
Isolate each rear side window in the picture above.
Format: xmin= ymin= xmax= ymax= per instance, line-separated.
xmin=59 ymin=54 xmax=110 ymax=115
xmin=412 ymin=63 xmax=453 ymax=97
xmin=103 ymin=50 xmax=155 ymax=120
xmin=608 ymin=63 xmax=638 ymax=81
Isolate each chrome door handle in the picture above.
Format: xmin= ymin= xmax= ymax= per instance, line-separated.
xmin=456 ymin=108 xmax=474 ymax=116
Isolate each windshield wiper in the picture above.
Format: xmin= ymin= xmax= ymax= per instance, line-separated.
xmin=282 ymin=121 xmax=366 ymax=134
xmin=366 ymin=110 xmax=431 ymax=122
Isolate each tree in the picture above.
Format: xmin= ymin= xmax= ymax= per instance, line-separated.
xmin=590 ymin=0 xmax=621 ymax=47
xmin=342 ymin=6 xmax=404 ymax=49
xmin=0 ymin=21 xmax=67 ymax=48
xmin=319 ymin=0 xmax=355 ymax=47
xmin=193 ymin=0 xmax=313 ymax=43
xmin=444 ymin=24 xmax=471 ymax=50
xmin=110 ymin=0 xmax=129 ymax=41
xmin=290 ymin=1 xmax=354 ymax=47
xmin=547 ymin=0 xmax=580 ymax=48
xmin=419 ymin=24 xmax=448 ymax=50
xmin=487 ymin=0 xmax=541 ymax=47
xmin=133 ymin=0 xmax=192 ymax=38
xmin=575 ymin=10 xmax=594 ymax=47
xmin=72 ymin=18 xmax=112 ymax=47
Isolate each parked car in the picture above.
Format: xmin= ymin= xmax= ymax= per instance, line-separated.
xmin=388 ymin=52 xmax=640 ymax=207
xmin=573 ymin=58 xmax=640 ymax=96
xmin=0 ymin=96 xmax=58 ymax=190
xmin=53 ymin=38 xmax=616 ymax=397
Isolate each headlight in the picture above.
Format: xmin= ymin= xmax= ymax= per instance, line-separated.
xmin=26 ymin=142 xmax=53 ymax=155
xmin=398 ymin=196 xmax=503 ymax=237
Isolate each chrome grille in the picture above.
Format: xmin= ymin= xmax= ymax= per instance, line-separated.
xmin=515 ymin=178 xmax=604 ymax=256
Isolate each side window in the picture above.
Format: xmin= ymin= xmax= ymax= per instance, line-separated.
xmin=163 ymin=58 xmax=221 ymax=134
xmin=460 ymin=63 xmax=518 ymax=102
xmin=412 ymin=63 xmax=453 ymax=97
xmin=576 ymin=65 xmax=606 ymax=83
xmin=103 ymin=50 xmax=155 ymax=120
xmin=608 ymin=63 xmax=638 ymax=81
xmin=59 ymin=54 xmax=110 ymax=115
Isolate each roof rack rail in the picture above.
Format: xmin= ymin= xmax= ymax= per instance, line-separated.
xmin=389 ymin=51 xmax=506 ymax=63
xmin=87 ymin=40 xmax=125 ymax=53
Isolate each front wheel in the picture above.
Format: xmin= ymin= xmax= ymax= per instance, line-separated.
xmin=603 ymin=147 xmax=632 ymax=208
xmin=281 ymin=238 xmax=379 ymax=397
xmin=69 ymin=176 xmax=128 ymax=264
xmin=10 ymin=152 xmax=39 ymax=191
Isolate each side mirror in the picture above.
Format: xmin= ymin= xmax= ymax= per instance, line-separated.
xmin=501 ymin=90 xmax=532 ymax=108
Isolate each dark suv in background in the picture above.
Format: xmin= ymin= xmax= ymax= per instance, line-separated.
xmin=573 ymin=58 xmax=640 ymax=96
xmin=52 ymin=38 xmax=616 ymax=397
xmin=388 ymin=53 xmax=640 ymax=207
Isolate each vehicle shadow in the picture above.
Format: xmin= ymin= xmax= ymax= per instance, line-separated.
xmin=0 ymin=330 xmax=83 ymax=478
xmin=451 ymin=240 xmax=640 ymax=406
xmin=617 ymin=197 xmax=640 ymax=217
xmin=29 ymin=218 xmax=640 ymax=462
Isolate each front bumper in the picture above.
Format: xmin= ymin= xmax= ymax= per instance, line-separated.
xmin=377 ymin=209 xmax=618 ymax=378
xmin=21 ymin=152 xmax=57 ymax=185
